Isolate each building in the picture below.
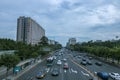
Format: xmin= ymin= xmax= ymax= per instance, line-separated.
xmin=17 ymin=16 xmax=45 ymax=45
xmin=68 ymin=38 xmax=76 ymax=45
xmin=48 ymin=40 xmax=56 ymax=45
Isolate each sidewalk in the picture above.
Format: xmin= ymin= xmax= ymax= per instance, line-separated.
xmin=1 ymin=51 xmax=54 ymax=80
xmin=14 ymin=59 xmax=42 ymax=80
xmin=2 ymin=59 xmax=42 ymax=80
xmin=0 ymin=66 xmax=6 ymax=76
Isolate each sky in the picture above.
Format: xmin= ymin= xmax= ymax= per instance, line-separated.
xmin=0 ymin=0 xmax=120 ymax=46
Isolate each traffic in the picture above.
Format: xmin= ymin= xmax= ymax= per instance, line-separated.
xmin=17 ymin=48 xmax=120 ymax=80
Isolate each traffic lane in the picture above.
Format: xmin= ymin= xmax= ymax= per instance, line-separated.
xmin=72 ymin=52 xmax=120 ymax=74
xmin=39 ymin=53 xmax=65 ymax=80
xmin=16 ymin=51 xmax=58 ymax=80
xmin=72 ymin=54 xmax=120 ymax=80
xmin=86 ymin=59 xmax=120 ymax=74
xmin=54 ymin=52 xmax=92 ymax=80
xmin=46 ymin=63 xmax=64 ymax=80
xmin=63 ymin=57 xmax=93 ymax=80
xmin=42 ymin=55 xmax=66 ymax=80
xmin=17 ymin=58 xmax=49 ymax=80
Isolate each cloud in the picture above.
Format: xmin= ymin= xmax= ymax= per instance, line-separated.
xmin=0 ymin=0 xmax=120 ymax=45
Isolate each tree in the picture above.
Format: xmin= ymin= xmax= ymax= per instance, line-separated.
xmin=39 ymin=36 xmax=48 ymax=46
xmin=31 ymin=52 xmax=39 ymax=58
xmin=1 ymin=54 xmax=20 ymax=77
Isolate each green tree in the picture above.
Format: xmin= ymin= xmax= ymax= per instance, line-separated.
xmin=1 ymin=54 xmax=20 ymax=77
xmin=31 ymin=52 xmax=39 ymax=58
xmin=39 ymin=36 xmax=48 ymax=46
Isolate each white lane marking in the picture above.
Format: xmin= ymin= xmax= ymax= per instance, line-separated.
xmin=71 ymin=68 xmax=74 ymax=72
xmin=46 ymin=68 xmax=50 ymax=73
xmin=64 ymin=70 xmax=66 ymax=73
xmin=74 ymin=70 xmax=78 ymax=74
xmin=81 ymin=71 xmax=89 ymax=77
xmin=50 ymin=68 xmax=53 ymax=72
xmin=71 ymin=68 xmax=78 ymax=74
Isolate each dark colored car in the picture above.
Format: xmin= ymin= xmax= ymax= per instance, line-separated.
xmin=36 ymin=72 xmax=46 ymax=79
xmin=81 ymin=61 xmax=87 ymax=65
xmin=97 ymin=72 xmax=109 ymax=80
xmin=82 ymin=58 xmax=86 ymax=61
xmin=51 ymin=68 xmax=59 ymax=76
xmin=95 ymin=62 xmax=102 ymax=66
xmin=87 ymin=61 xmax=92 ymax=65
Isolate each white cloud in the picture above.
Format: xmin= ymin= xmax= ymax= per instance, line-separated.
xmin=0 ymin=0 xmax=120 ymax=45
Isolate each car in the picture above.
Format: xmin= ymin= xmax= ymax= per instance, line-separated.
xmin=63 ymin=58 xmax=67 ymax=62
xmin=89 ymin=57 xmax=93 ymax=60
xmin=82 ymin=58 xmax=86 ymax=61
xmin=63 ymin=63 xmax=69 ymax=69
xmin=57 ymin=60 xmax=62 ymax=65
xmin=87 ymin=61 xmax=92 ymax=65
xmin=109 ymin=72 xmax=120 ymax=80
xmin=36 ymin=72 xmax=46 ymax=79
xmin=97 ymin=72 xmax=109 ymax=80
xmin=81 ymin=61 xmax=87 ymax=65
xmin=51 ymin=68 xmax=59 ymax=76
xmin=95 ymin=62 xmax=102 ymax=66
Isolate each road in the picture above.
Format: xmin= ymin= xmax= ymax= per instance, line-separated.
xmin=17 ymin=49 xmax=93 ymax=80
xmin=71 ymin=51 xmax=120 ymax=80
xmin=16 ymin=49 xmax=120 ymax=80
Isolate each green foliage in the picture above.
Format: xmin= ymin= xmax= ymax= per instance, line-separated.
xmin=0 ymin=38 xmax=16 ymax=50
xmin=68 ymin=40 xmax=120 ymax=63
xmin=38 ymin=36 xmax=48 ymax=46
xmin=1 ymin=54 xmax=20 ymax=68
xmin=0 ymin=38 xmax=62 ymax=66
xmin=31 ymin=52 xmax=39 ymax=58
xmin=0 ymin=54 xmax=20 ymax=77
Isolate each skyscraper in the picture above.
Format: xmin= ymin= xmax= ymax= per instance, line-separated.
xmin=17 ymin=16 xmax=45 ymax=45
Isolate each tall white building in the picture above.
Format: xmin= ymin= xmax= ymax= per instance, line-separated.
xmin=68 ymin=38 xmax=76 ymax=45
xmin=17 ymin=16 xmax=45 ymax=45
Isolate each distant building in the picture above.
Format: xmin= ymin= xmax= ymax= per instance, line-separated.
xmin=68 ymin=38 xmax=76 ymax=45
xmin=48 ymin=40 xmax=56 ymax=45
xmin=17 ymin=16 xmax=45 ymax=45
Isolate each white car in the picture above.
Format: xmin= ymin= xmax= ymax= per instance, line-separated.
xmin=63 ymin=58 xmax=67 ymax=62
xmin=57 ymin=60 xmax=62 ymax=65
xmin=109 ymin=72 xmax=120 ymax=80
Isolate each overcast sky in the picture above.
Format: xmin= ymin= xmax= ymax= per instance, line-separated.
xmin=0 ymin=0 xmax=120 ymax=46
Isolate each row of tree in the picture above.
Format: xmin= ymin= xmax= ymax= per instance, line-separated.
xmin=68 ymin=40 xmax=120 ymax=64
xmin=0 ymin=36 xmax=62 ymax=77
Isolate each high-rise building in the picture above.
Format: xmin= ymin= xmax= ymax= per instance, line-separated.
xmin=17 ymin=16 xmax=45 ymax=45
xmin=68 ymin=38 xmax=76 ymax=45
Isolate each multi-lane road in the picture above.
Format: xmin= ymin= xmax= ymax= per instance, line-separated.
xmin=17 ymin=49 xmax=120 ymax=80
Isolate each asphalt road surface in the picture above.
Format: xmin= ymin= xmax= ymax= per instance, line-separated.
xmin=17 ymin=49 xmax=120 ymax=80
